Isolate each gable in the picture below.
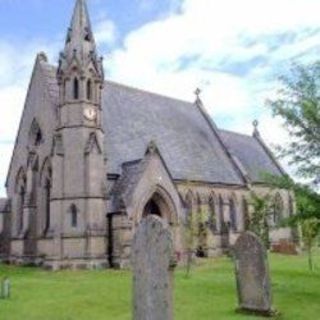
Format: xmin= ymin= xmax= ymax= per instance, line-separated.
xmin=111 ymin=146 xmax=182 ymax=224
xmin=5 ymin=55 xmax=58 ymax=194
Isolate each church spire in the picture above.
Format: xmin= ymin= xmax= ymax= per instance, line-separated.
xmin=64 ymin=0 xmax=96 ymax=62
xmin=57 ymin=0 xmax=104 ymax=105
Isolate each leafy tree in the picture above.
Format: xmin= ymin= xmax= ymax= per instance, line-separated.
xmin=183 ymin=202 xmax=209 ymax=278
xmin=267 ymin=62 xmax=320 ymax=185
xmin=247 ymin=192 xmax=272 ymax=249
xmin=301 ymin=218 xmax=320 ymax=271
xmin=265 ymin=174 xmax=320 ymax=270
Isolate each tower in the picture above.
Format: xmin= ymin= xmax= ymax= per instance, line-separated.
xmin=49 ymin=0 xmax=107 ymax=269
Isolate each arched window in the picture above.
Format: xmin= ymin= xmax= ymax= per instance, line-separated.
xmin=272 ymin=194 xmax=284 ymax=225
xmin=70 ymin=204 xmax=78 ymax=227
xmin=41 ymin=159 xmax=52 ymax=235
xmin=242 ymin=198 xmax=250 ymax=230
xmin=44 ymin=177 xmax=51 ymax=234
xmin=29 ymin=119 xmax=43 ymax=147
xmin=86 ymin=79 xmax=92 ymax=100
xmin=16 ymin=169 xmax=27 ymax=234
xmin=229 ymin=198 xmax=237 ymax=231
xmin=208 ymin=196 xmax=217 ymax=232
xmin=18 ymin=186 xmax=25 ymax=233
xmin=219 ymin=196 xmax=225 ymax=232
xmin=73 ymin=78 xmax=79 ymax=100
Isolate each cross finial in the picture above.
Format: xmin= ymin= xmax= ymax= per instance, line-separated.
xmin=194 ymin=88 xmax=202 ymax=105
xmin=252 ymin=120 xmax=260 ymax=137
xmin=195 ymin=88 xmax=201 ymax=99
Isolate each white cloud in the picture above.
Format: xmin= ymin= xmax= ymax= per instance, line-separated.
xmin=95 ymin=19 xmax=117 ymax=46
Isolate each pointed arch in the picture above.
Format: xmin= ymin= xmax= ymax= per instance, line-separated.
xmin=84 ymin=132 xmax=102 ymax=155
xmin=138 ymin=185 xmax=178 ymax=226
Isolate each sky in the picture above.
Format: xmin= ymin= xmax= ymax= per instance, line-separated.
xmin=1 ymin=0 xmax=320 ymax=196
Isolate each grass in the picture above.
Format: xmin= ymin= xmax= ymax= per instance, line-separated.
xmin=0 ymin=252 xmax=319 ymax=320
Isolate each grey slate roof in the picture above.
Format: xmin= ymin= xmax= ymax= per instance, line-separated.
xmin=220 ymin=130 xmax=283 ymax=183
xmin=41 ymin=62 xmax=282 ymax=185
xmin=103 ymin=81 xmax=244 ymax=185
xmin=111 ymin=160 xmax=145 ymax=208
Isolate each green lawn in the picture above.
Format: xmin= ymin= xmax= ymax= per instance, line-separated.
xmin=0 ymin=253 xmax=319 ymax=320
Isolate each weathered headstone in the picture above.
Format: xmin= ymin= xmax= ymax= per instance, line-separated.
xmin=132 ymin=215 xmax=176 ymax=320
xmin=233 ymin=232 xmax=274 ymax=317
xmin=1 ymin=277 xmax=10 ymax=299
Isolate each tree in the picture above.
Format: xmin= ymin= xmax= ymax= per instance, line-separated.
xmin=247 ymin=192 xmax=272 ymax=249
xmin=267 ymin=62 xmax=320 ymax=185
xmin=301 ymin=218 xmax=320 ymax=271
xmin=183 ymin=195 xmax=209 ymax=278
xmin=265 ymin=174 xmax=320 ymax=270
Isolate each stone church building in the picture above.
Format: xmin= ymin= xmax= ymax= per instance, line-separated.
xmin=0 ymin=0 xmax=294 ymax=269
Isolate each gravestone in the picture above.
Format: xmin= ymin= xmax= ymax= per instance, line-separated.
xmin=1 ymin=277 xmax=10 ymax=299
xmin=132 ymin=215 xmax=176 ymax=320
xmin=233 ymin=232 xmax=274 ymax=317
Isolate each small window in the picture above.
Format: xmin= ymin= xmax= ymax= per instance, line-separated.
xmin=86 ymin=79 xmax=92 ymax=100
xmin=70 ymin=204 xmax=78 ymax=227
xmin=44 ymin=178 xmax=51 ymax=234
xmin=84 ymin=27 xmax=91 ymax=42
xmin=73 ymin=78 xmax=79 ymax=100
xmin=208 ymin=197 xmax=217 ymax=232
xmin=229 ymin=198 xmax=237 ymax=231
xmin=19 ymin=186 xmax=26 ymax=233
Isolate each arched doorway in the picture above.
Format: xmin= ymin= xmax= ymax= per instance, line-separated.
xmin=143 ymin=199 xmax=162 ymax=217
xmin=140 ymin=190 xmax=177 ymax=225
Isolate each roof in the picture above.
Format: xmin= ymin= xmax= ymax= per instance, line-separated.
xmin=220 ymin=130 xmax=283 ymax=183
xmin=103 ymin=81 xmax=244 ymax=185
xmin=40 ymin=61 xmax=282 ymax=185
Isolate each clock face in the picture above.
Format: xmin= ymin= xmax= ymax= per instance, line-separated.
xmin=84 ymin=107 xmax=97 ymax=121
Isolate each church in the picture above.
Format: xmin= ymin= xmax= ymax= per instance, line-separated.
xmin=0 ymin=0 xmax=294 ymax=270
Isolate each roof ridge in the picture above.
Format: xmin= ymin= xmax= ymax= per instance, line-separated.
xmin=220 ymin=128 xmax=253 ymax=139
xmin=105 ymin=80 xmax=195 ymax=106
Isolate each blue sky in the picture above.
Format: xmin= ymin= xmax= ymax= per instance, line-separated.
xmin=1 ymin=0 xmax=320 ymax=196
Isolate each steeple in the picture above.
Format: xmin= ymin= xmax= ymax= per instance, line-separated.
xmin=64 ymin=0 xmax=96 ymax=62
xmin=57 ymin=0 xmax=104 ymax=102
